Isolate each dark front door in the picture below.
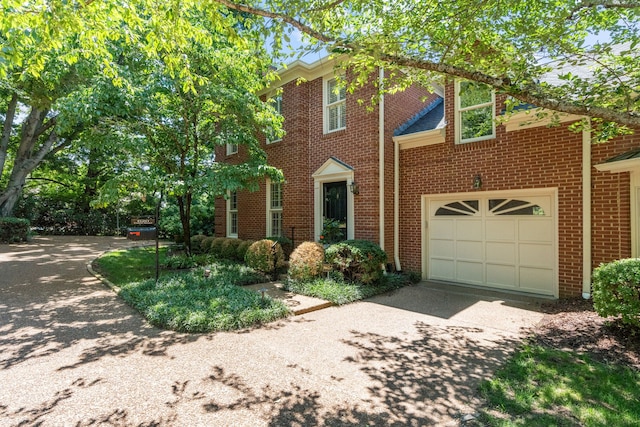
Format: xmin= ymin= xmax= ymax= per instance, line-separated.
xmin=323 ymin=181 xmax=348 ymax=241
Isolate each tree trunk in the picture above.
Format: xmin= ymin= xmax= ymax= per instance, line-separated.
xmin=0 ymin=107 xmax=61 ymax=217
xmin=0 ymin=93 xmax=19 ymax=177
xmin=177 ymin=194 xmax=192 ymax=256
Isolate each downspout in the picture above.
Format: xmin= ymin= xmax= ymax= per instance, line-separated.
xmin=394 ymin=135 xmax=401 ymax=271
xmin=379 ymin=67 xmax=386 ymax=255
xmin=583 ymin=123 xmax=592 ymax=299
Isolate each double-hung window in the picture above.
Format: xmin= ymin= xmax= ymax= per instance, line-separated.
xmin=325 ymin=77 xmax=346 ymax=133
xmin=267 ymin=95 xmax=283 ymax=144
xmin=226 ymin=143 xmax=238 ymax=155
xmin=456 ymin=80 xmax=495 ymax=144
xmin=267 ymin=180 xmax=283 ymax=237
xmin=227 ymin=190 xmax=238 ymax=238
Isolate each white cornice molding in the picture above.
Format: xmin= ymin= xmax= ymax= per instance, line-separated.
xmin=595 ymin=157 xmax=640 ymax=173
xmin=393 ymin=127 xmax=446 ymax=150
xmin=504 ymin=109 xmax=582 ymax=132
xmin=259 ymin=56 xmax=341 ymax=96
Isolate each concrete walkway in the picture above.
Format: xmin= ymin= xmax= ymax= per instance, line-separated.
xmin=0 ymin=236 xmax=546 ymax=426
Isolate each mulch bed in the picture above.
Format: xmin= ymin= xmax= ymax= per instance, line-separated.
xmin=534 ymin=298 xmax=640 ymax=370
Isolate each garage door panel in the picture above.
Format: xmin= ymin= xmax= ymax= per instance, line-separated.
xmin=456 ymin=220 xmax=482 ymax=240
xmin=486 ymin=242 xmax=516 ymax=264
xmin=519 ymin=267 xmax=554 ymax=294
xmin=456 ymin=240 xmax=483 ymax=261
xmin=486 ymin=219 xmax=515 ymax=240
xmin=430 ymin=259 xmax=455 ymax=281
xmin=519 ymin=243 xmax=553 ymax=268
xmin=486 ymin=264 xmax=516 ymax=288
xmin=430 ymin=219 xmax=454 ymax=239
xmin=430 ymin=239 xmax=454 ymax=258
xmin=456 ymin=261 xmax=484 ymax=284
xmin=519 ymin=219 xmax=553 ymax=242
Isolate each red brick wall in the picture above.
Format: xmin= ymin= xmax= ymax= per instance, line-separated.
xmin=399 ymin=83 xmax=639 ymax=297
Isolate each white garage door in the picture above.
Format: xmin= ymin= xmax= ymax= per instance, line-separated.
xmin=427 ymin=191 xmax=556 ymax=296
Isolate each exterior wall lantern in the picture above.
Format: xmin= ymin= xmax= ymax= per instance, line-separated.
xmin=350 ymin=181 xmax=359 ymax=195
xmin=473 ymin=174 xmax=482 ymax=189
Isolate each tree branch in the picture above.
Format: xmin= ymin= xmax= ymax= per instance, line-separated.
xmin=26 ymin=177 xmax=73 ymax=188
xmin=214 ymin=0 xmax=640 ymax=128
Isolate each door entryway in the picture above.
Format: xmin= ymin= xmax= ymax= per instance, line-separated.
xmin=323 ymin=181 xmax=348 ymax=241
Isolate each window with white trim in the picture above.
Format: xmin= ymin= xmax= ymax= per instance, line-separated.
xmin=455 ymin=80 xmax=495 ymax=144
xmin=324 ymin=76 xmax=346 ymax=133
xmin=227 ymin=190 xmax=238 ymax=237
xmin=226 ymin=143 xmax=238 ymax=155
xmin=267 ymin=95 xmax=283 ymax=144
xmin=267 ymin=180 xmax=283 ymax=237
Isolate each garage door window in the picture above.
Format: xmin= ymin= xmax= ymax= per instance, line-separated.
xmin=489 ymin=199 xmax=545 ymax=216
xmin=435 ymin=200 xmax=479 ymax=216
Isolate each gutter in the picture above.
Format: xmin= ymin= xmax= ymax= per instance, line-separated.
xmin=394 ymin=133 xmax=401 ymax=271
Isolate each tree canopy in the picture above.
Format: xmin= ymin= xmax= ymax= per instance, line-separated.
xmin=213 ymin=0 xmax=640 ymax=138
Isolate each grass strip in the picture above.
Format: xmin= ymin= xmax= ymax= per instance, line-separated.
xmin=477 ymin=343 xmax=640 ymax=426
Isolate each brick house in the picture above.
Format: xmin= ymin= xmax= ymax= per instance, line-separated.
xmin=215 ymin=56 xmax=640 ymax=299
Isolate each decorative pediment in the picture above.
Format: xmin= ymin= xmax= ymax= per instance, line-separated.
xmin=312 ymin=157 xmax=354 ymax=179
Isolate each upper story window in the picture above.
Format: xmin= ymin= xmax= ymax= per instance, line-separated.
xmin=324 ymin=76 xmax=346 ymax=133
xmin=267 ymin=95 xmax=283 ymax=144
xmin=226 ymin=143 xmax=238 ymax=155
xmin=455 ymin=80 xmax=495 ymax=144
xmin=227 ymin=190 xmax=238 ymax=238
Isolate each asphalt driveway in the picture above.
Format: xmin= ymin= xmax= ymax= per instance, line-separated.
xmin=0 ymin=236 xmax=546 ymax=426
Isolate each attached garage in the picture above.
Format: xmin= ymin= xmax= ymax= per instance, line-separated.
xmin=423 ymin=189 xmax=557 ymax=297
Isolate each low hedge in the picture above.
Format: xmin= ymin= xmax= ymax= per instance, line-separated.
xmin=0 ymin=217 xmax=30 ymax=243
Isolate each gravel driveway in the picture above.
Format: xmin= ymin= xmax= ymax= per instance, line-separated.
xmin=0 ymin=236 xmax=545 ymax=426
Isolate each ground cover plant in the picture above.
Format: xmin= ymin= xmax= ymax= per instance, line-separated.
xmin=285 ymin=272 xmax=413 ymax=305
xmin=94 ymin=247 xmax=290 ymax=332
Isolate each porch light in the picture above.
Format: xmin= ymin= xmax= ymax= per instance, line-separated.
xmin=473 ymin=174 xmax=482 ymax=189
xmin=350 ymin=181 xmax=359 ymax=195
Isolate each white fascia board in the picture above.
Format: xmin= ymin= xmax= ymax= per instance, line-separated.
xmin=258 ymin=56 xmax=340 ymax=96
xmin=595 ymin=157 xmax=640 ymax=173
xmin=504 ymin=109 xmax=582 ymax=132
xmin=393 ymin=127 xmax=446 ymax=150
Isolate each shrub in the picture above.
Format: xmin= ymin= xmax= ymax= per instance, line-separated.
xmin=0 ymin=217 xmax=30 ymax=243
xmin=162 ymin=254 xmax=198 ymax=270
xmin=221 ymin=238 xmax=241 ymax=260
xmin=592 ymin=258 xmax=640 ymax=328
xmin=190 ymin=234 xmax=208 ymax=254
xmin=288 ymin=241 xmax=325 ymax=282
xmin=245 ymin=239 xmax=285 ymax=278
xmin=319 ymin=218 xmax=344 ymax=244
xmin=201 ymin=236 xmax=216 ymax=253
xmin=210 ymin=237 xmax=228 ymax=257
xmin=236 ymin=239 xmax=254 ymax=262
xmin=267 ymin=235 xmax=293 ymax=258
xmin=325 ymin=240 xmax=387 ymax=285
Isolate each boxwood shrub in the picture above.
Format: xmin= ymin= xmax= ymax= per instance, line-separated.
xmin=592 ymin=258 xmax=640 ymax=328
xmin=288 ymin=241 xmax=325 ymax=282
xmin=245 ymin=239 xmax=285 ymax=278
xmin=190 ymin=234 xmax=208 ymax=254
xmin=0 ymin=217 xmax=30 ymax=243
xmin=325 ymin=240 xmax=387 ymax=284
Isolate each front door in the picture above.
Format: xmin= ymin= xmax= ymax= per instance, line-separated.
xmin=323 ymin=181 xmax=348 ymax=241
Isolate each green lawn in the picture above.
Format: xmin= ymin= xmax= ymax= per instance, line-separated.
xmin=477 ymin=343 xmax=640 ymax=426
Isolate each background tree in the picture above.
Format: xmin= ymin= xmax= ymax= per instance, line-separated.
xmin=214 ymin=0 xmax=640 ymax=139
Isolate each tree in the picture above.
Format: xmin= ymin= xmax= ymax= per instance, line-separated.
xmin=93 ymin=10 xmax=283 ymax=253
xmin=213 ymin=0 xmax=639 ymax=139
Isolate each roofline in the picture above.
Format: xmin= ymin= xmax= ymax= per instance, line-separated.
xmin=258 ymin=56 xmax=343 ymax=96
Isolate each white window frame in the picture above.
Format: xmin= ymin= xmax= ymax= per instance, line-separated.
xmin=455 ymin=80 xmax=496 ymax=144
xmin=227 ymin=190 xmax=238 ymax=238
xmin=323 ymin=75 xmax=346 ymax=134
xmin=266 ymin=179 xmax=283 ymax=237
xmin=267 ymin=95 xmax=283 ymax=144
xmin=226 ymin=143 xmax=238 ymax=155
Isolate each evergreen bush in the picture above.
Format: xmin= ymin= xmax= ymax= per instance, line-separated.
xmin=245 ymin=239 xmax=285 ymax=278
xmin=221 ymin=238 xmax=241 ymax=260
xmin=190 ymin=234 xmax=207 ymax=254
xmin=592 ymin=258 xmax=640 ymax=328
xmin=236 ymin=239 xmax=255 ymax=262
xmin=201 ymin=236 xmax=216 ymax=253
xmin=210 ymin=237 xmax=228 ymax=257
xmin=325 ymin=240 xmax=387 ymax=284
xmin=0 ymin=217 xmax=30 ymax=243
xmin=288 ymin=241 xmax=326 ymax=282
